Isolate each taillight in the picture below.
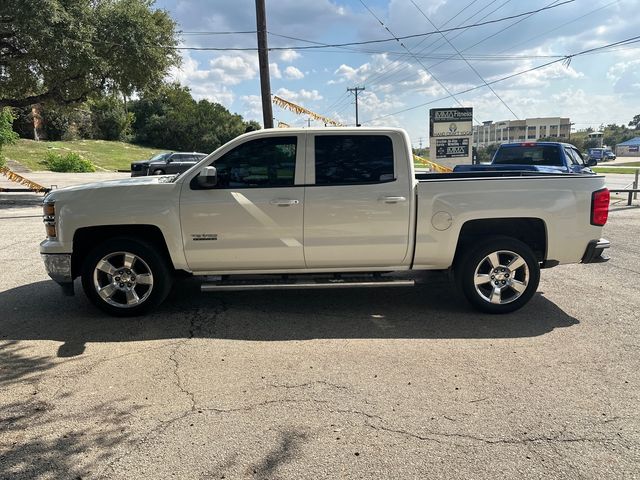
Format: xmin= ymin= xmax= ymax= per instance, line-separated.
xmin=591 ymin=188 xmax=609 ymax=226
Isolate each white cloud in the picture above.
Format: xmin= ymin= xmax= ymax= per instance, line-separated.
xmin=240 ymin=94 xmax=263 ymax=121
xmin=607 ymin=59 xmax=640 ymax=93
xmin=275 ymin=87 xmax=323 ymax=103
xmin=279 ymin=49 xmax=301 ymax=63
xmin=209 ymin=54 xmax=258 ymax=85
xmin=284 ymin=66 xmax=305 ymax=80
xmin=168 ymin=52 xmax=236 ymax=105
xmin=269 ymin=62 xmax=282 ymax=79
xmin=495 ymin=62 xmax=583 ymax=89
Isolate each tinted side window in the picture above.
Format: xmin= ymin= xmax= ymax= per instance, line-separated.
xmin=213 ymin=137 xmax=297 ymax=188
xmin=314 ymin=135 xmax=394 ymax=185
xmin=564 ymin=148 xmax=582 ymax=165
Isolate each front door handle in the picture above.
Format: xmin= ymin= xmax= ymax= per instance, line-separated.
xmin=270 ymin=198 xmax=300 ymax=207
xmin=379 ymin=196 xmax=407 ymax=204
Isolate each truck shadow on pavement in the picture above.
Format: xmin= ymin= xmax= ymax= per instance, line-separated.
xmin=0 ymin=273 xmax=579 ymax=359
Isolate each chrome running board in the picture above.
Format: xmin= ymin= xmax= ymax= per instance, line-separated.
xmin=201 ymin=277 xmax=415 ymax=292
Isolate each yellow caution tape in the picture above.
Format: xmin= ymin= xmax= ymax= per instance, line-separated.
xmin=413 ymin=154 xmax=452 ymax=173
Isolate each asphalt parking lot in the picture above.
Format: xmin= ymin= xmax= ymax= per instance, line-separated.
xmin=1 ymin=186 xmax=639 ymax=479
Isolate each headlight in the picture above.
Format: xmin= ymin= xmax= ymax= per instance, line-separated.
xmin=43 ymin=202 xmax=56 ymax=238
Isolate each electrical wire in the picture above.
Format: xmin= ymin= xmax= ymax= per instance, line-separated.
xmin=409 ymin=0 xmax=519 ymax=119
xmin=87 ymin=1 xmax=574 ymax=52
xmin=363 ymin=0 xmax=512 ymax=90
xmin=362 ymin=33 xmax=640 ymax=123
xmin=358 ymin=0 xmax=471 ymax=116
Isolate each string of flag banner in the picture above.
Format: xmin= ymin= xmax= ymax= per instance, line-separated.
xmin=0 ymin=166 xmax=50 ymax=192
xmin=271 ymin=95 xmax=452 ymax=173
xmin=272 ymin=96 xmax=344 ymax=127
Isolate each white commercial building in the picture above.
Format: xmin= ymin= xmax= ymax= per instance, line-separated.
xmin=472 ymin=117 xmax=571 ymax=147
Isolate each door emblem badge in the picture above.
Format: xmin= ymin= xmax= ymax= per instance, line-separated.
xmin=192 ymin=234 xmax=218 ymax=241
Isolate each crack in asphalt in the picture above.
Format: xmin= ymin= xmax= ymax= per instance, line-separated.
xmin=168 ymin=343 xmax=196 ymax=412
xmin=269 ymin=380 xmax=349 ymax=390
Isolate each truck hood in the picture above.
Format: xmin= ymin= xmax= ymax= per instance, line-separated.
xmin=44 ymin=175 xmax=176 ymax=203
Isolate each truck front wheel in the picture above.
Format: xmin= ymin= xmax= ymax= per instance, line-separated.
xmin=456 ymin=236 xmax=540 ymax=314
xmin=81 ymin=238 xmax=173 ymax=316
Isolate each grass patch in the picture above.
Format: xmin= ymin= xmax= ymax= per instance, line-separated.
xmin=593 ymin=166 xmax=640 ymax=174
xmin=3 ymin=139 xmax=165 ymax=171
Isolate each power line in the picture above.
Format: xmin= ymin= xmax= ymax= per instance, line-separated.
xmin=409 ymin=0 xmax=519 ymax=120
xmin=422 ymin=0 xmax=565 ymax=74
xmin=410 ymin=0 xmax=620 ymax=99
xmin=363 ymin=33 xmax=640 ymax=123
xmin=358 ymin=0 xmax=486 ymax=88
xmin=102 ymin=1 xmax=574 ymax=52
xmin=179 ymin=30 xmax=256 ymax=35
xmin=358 ymin=0 xmax=471 ymax=117
xmin=378 ymin=0 xmax=511 ymax=89
xmin=364 ymin=0 xmax=513 ymax=93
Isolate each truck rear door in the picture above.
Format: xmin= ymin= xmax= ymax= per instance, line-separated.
xmin=303 ymin=132 xmax=413 ymax=268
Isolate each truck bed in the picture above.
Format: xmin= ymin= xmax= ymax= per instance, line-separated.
xmin=412 ymin=173 xmax=607 ymax=269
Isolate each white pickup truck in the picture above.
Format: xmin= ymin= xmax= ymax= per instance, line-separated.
xmin=40 ymin=128 xmax=610 ymax=316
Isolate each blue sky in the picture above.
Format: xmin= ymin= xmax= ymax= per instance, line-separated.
xmin=154 ymin=0 xmax=640 ymax=146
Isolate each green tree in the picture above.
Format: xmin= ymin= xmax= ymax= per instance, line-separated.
xmin=89 ymin=96 xmax=134 ymax=141
xmin=130 ymin=83 xmax=257 ymax=153
xmin=629 ymin=114 xmax=640 ymax=130
xmin=476 ymin=143 xmax=500 ymax=163
xmin=0 ymin=108 xmax=19 ymax=167
xmin=0 ymin=0 xmax=179 ymax=108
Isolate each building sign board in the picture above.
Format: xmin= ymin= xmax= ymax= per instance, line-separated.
xmin=432 ymin=121 xmax=473 ymax=137
xmin=430 ymin=108 xmax=473 ymax=162
xmin=435 ymin=138 xmax=469 ymax=158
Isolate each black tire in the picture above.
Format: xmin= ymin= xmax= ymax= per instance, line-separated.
xmin=81 ymin=237 xmax=173 ymax=316
xmin=456 ymin=236 xmax=540 ymax=314
xmin=152 ymin=169 xmax=165 ymax=175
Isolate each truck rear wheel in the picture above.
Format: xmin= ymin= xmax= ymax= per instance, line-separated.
xmin=81 ymin=238 xmax=173 ymax=316
xmin=456 ymin=236 xmax=540 ymax=314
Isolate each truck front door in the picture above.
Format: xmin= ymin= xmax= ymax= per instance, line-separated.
xmin=303 ymin=132 xmax=412 ymax=268
xmin=180 ymin=134 xmax=306 ymax=271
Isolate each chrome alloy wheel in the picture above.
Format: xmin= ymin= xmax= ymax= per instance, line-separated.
xmin=92 ymin=251 xmax=154 ymax=308
xmin=473 ymin=250 xmax=529 ymax=305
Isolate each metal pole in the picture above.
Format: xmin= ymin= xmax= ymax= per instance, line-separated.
xmin=634 ymin=169 xmax=639 ymax=200
xmin=255 ymin=0 xmax=273 ymax=129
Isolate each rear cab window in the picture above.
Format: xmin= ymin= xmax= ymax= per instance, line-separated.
xmin=312 ymin=135 xmax=395 ymax=185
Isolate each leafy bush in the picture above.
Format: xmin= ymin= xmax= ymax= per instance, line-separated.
xmin=43 ymin=151 xmax=96 ymax=172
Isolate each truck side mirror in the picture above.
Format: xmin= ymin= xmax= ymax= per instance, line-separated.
xmin=197 ymin=166 xmax=218 ymax=188
xmin=587 ymin=158 xmax=597 ymax=167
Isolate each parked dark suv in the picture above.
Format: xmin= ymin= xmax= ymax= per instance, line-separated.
xmin=131 ymin=152 xmax=208 ymax=177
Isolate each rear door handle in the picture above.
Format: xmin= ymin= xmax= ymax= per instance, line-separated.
xmin=270 ymin=198 xmax=300 ymax=206
xmin=379 ymin=196 xmax=407 ymax=204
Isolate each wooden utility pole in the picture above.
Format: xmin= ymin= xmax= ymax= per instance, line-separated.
xmin=347 ymin=86 xmax=365 ymax=127
xmin=255 ymin=0 xmax=273 ymax=128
